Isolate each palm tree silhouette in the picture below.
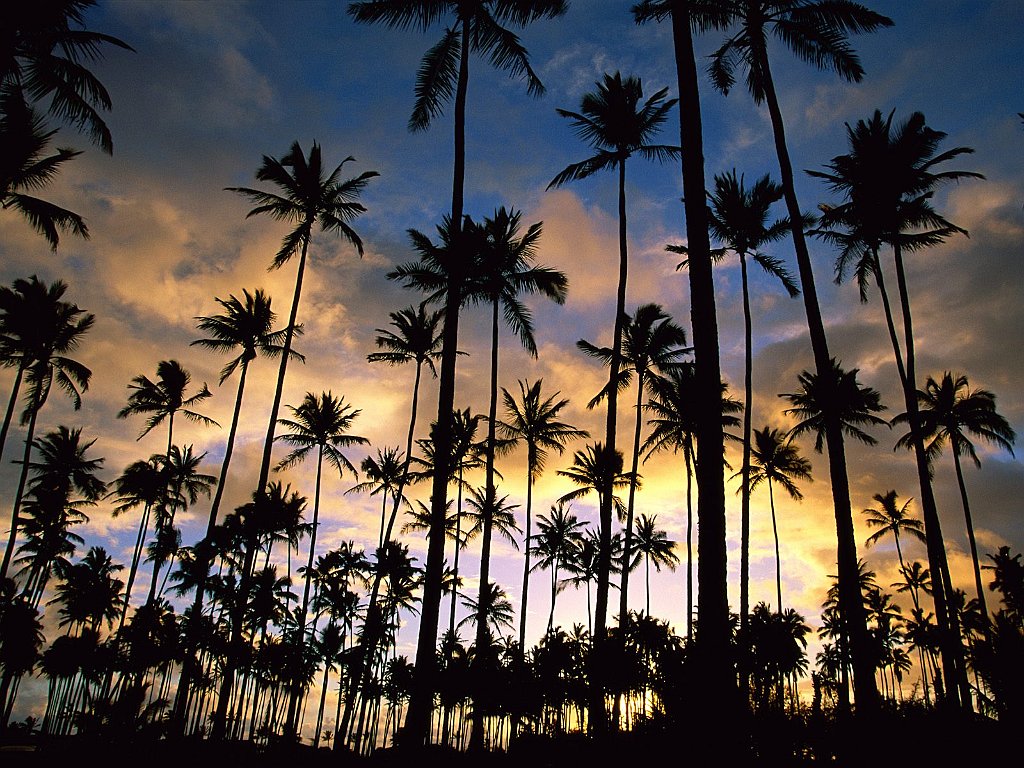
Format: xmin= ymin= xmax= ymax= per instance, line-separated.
xmin=549 ymin=71 xmax=679 ymax=666
xmin=896 ymin=372 xmax=1016 ymax=621
xmin=49 ymin=546 xmax=123 ymax=636
xmin=497 ymin=378 xmax=587 ymax=650
xmin=530 ymin=502 xmax=587 ymax=635
xmin=348 ymin=3 xmax=567 ymax=742
xmin=863 ymin=491 xmax=926 ymax=610
xmin=810 ymin=109 xmax=984 ymax=705
xmin=0 ymin=281 xmax=93 ymax=579
xmin=117 ymin=359 xmax=217 ymax=457
xmin=628 ymin=514 xmax=679 ymax=616
xmin=578 ymin=303 xmax=688 ymax=621
xmin=745 ymin=426 xmax=811 ymax=612
xmin=707 ymin=0 xmax=893 ymax=714
xmin=348 ymin=446 xmax=407 ymax=549
xmin=702 ymin=169 xmax=796 ymax=630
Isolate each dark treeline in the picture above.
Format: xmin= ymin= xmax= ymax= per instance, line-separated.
xmin=1 ymin=1 xmax=1021 ymax=765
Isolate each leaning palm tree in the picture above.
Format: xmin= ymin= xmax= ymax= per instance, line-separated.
xmin=348 ymin=3 xmax=568 ymax=743
xmin=117 ymin=359 xmax=218 ymax=457
xmin=348 ymin=446 xmax=408 ymax=549
xmin=781 ymin=358 xmax=887 ymax=709
xmin=629 ymin=513 xmax=679 ymax=616
xmin=275 ymin=391 xmax=368 ymax=732
xmin=703 ymin=169 xmax=797 ymax=629
xmin=215 ymin=141 xmax=376 ymax=737
xmin=578 ymin=303 xmax=688 ymax=622
xmin=707 ymin=0 xmax=894 ymax=714
xmin=0 ymin=283 xmax=93 ymax=580
xmin=497 ymin=378 xmax=587 ymax=649
xmin=895 ymin=372 xmax=1016 ymax=621
xmin=530 ymin=502 xmax=587 ymax=634
xmin=548 ymin=72 xmax=680 ymax=666
xmin=810 ymin=109 xmax=983 ymax=705
xmin=745 ymin=426 xmax=812 ymax=613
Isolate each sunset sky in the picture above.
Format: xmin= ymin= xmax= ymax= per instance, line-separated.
xmin=2 ymin=0 xmax=1023 ymax=723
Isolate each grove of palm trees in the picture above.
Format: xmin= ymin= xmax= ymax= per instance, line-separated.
xmin=1 ymin=1 xmax=1022 ymax=765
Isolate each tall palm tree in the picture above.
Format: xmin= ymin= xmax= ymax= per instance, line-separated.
xmin=781 ymin=357 xmax=887 ymax=708
xmin=895 ymin=372 xmax=1016 ymax=621
xmin=810 ymin=109 xmax=983 ymax=705
xmin=49 ymin=545 xmax=123 ymax=636
xmin=0 ymin=283 xmax=93 ymax=579
xmin=215 ymin=141 xmax=376 ymax=737
xmin=548 ymin=73 xmax=679 ymax=671
xmin=497 ymin=378 xmax=587 ymax=649
xmin=117 ymin=359 xmax=218 ymax=457
xmin=0 ymin=92 xmax=87 ymax=249
xmin=557 ymin=441 xmax=633 ymax=521
xmin=348 ymin=3 xmax=568 ymax=744
xmin=704 ymin=169 xmax=797 ymax=629
xmin=366 ymin=302 xmax=444 ymax=545
xmin=706 ymin=0 xmax=893 ymax=714
xmin=628 ymin=513 xmax=679 ymax=616
xmin=631 ymin=1 xmax=735 ymax=720
xmin=348 ymin=446 xmax=408 ymax=549
xmin=863 ymin=490 xmax=926 ymax=610
xmin=530 ymin=502 xmax=587 ymax=634
xmin=745 ymin=426 xmax=811 ymax=612
xmin=578 ymin=303 xmax=688 ymax=621
xmin=275 ymin=391 xmax=368 ymax=732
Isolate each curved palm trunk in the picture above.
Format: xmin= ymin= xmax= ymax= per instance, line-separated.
xmin=619 ymin=368 xmax=646 ymax=620
xmin=518 ymin=449 xmax=535 ymax=650
xmin=117 ymin=501 xmax=153 ymax=632
xmin=952 ymin=448 xmax=987 ymax=620
xmin=739 ymin=252 xmax=753 ymax=628
xmin=403 ymin=18 xmax=470 ymax=746
xmin=767 ymin=480 xmax=782 ymax=612
xmin=1 ymin=390 xmax=40 ymax=579
xmin=671 ymin=3 xmax=732 ymax=718
xmin=758 ymin=47 xmax=878 ymax=715
xmin=469 ymin=298 xmax=501 ymax=752
xmin=0 ymin=364 xmax=24 ymax=468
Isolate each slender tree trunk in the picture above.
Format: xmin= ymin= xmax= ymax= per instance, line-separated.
xmin=0 ymin=365 xmax=24 ymax=469
xmin=952 ymin=450 xmax=987 ymax=620
xmin=758 ymin=48 xmax=879 ymax=715
xmin=739 ymin=252 xmax=753 ymax=627
xmin=1 ymin=391 xmax=40 ymax=579
xmin=671 ymin=1 xmax=733 ymax=719
xmin=619 ymin=369 xmax=646 ymax=619
xmin=518 ymin=452 xmax=535 ymax=650
xmin=684 ymin=444 xmax=694 ymax=640
xmin=768 ymin=481 xmax=782 ymax=612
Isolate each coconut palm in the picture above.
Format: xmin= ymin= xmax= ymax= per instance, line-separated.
xmin=703 ymin=169 xmax=796 ymax=629
xmin=0 ymin=92 xmax=88 ymax=248
xmin=365 ymin=302 xmax=444 ymax=544
xmin=0 ymin=282 xmax=92 ymax=580
xmin=117 ymin=359 xmax=217 ymax=456
xmin=628 ymin=514 xmax=678 ymax=616
xmin=49 ymin=545 xmax=123 ymax=636
xmin=530 ymin=503 xmax=587 ymax=634
xmin=745 ymin=426 xmax=812 ymax=612
xmin=497 ymin=378 xmax=588 ymax=649
xmin=706 ymin=0 xmax=893 ymax=714
xmin=348 ymin=3 xmax=568 ymax=742
xmin=810 ymin=109 xmax=984 ymax=706
xmin=557 ymin=441 xmax=633 ymax=521
xmin=579 ymin=303 xmax=688 ymax=621
xmin=863 ymin=491 xmax=926 ymax=610
xmin=549 ymin=71 xmax=680 ymax=663
xmin=217 ymin=141 xmax=376 ymax=737
xmin=12 ymin=487 xmax=86 ymax=611
xmin=895 ymin=372 xmax=1016 ymax=621
xmin=348 ymin=447 xmax=408 ymax=549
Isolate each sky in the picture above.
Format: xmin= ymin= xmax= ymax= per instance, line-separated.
xmin=2 ymin=0 xmax=1023 ymax=723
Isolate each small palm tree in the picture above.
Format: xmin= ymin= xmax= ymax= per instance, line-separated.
xmin=628 ymin=514 xmax=679 ymax=616
xmin=49 ymin=546 xmax=124 ymax=636
xmin=530 ymin=503 xmax=587 ymax=634
xmin=497 ymin=378 xmax=587 ymax=649
xmin=863 ymin=490 xmax=926 ymax=611
xmin=895 ymin=372 xmax=1016 ymax=620
xmin=745 ymin=426 xmax=812 ymax=612
xmin=348 ymin=446 xmax=408 ymax=549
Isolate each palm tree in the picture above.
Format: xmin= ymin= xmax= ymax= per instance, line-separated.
xmin=896 ymin=372 xmax=1016 ymax=621
xmin=703 ymin=169 xmax=797 ymax=629
xmin=348 ymin=3 xmax=568 ymax=743
xmin=557 ymin=441 xmax=633 ymax=520
xmin=366 ymin=303 xmax=443 ymax=545
xmin=810 ymin=109 xmax=983 ymax=706
xmin=629 ymin=514 xmax=678 ymax=616
xmin=0 ymin=283 xmax=93 ymax=580
xmin=348 ymin=446 xmax=408 ymax=549
xmin=1 ymin=1 xmax=134 ymax=152
xmin=49 ymin=545 xmax=123 ymax=636
xmin=548 ymin=72 xmax=680 ymax=671
xmin=578 ymin=303 xmax=688 ymax=621
xmin=497 ymin=378 xmax=587 ymax=650
xmin=781 ymin=357 xmax=887 ymax=708
xmin=745 ymin=426 xmax=811 ymax=612
xmin=117 ymin=359 xmax=218 ymax=457
xmin=706 ymin=0 xmax=893 ymax=714
xmin=631 ymin=1 xmax=736 ymax=719
xmin=863 ymin=491 xmax=926 ymax=610
xmin=530 ymin=503 xmax=587 ymax=634
xmin=0 ymin=93 xmax=87 ymax=249
xmin=217 ymin=141 xmax=376 ymax=737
